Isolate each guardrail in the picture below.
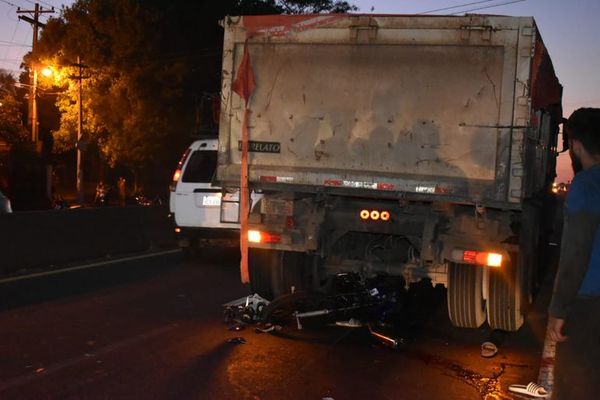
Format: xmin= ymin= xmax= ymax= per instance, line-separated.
xmin=0 ymin=206 xmax=176 ymax=276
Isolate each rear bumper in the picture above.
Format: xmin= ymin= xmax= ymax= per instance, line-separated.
xmin=175 ymin=226 xmax=240 ymax=248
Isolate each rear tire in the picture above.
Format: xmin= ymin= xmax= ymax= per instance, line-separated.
xmin=271 ymin=251 xmax=308 ymax=298
xmin=487 ymin=209 xmax=538 ymax=332
xmin=249 ymin=248 xmax=274 ymax=300
xmin=447 ymin=262 xmax=487 ymax=328
xmin=487 ymin=249 xmax=531 ymax=331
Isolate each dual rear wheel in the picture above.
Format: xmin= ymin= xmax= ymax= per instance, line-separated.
xmin=447 ymin=208 xmax=542 ymax=332
xmin=447 ymin=245 xmax=534 ymax=332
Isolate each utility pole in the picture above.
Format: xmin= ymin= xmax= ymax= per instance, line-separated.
xmin=70 ymin=57 xmax=89 ymax=205
xmin=18 ymin=3 xmax=55 ymax=201
xmin=17 ymin=3 xmax=55 ymax=148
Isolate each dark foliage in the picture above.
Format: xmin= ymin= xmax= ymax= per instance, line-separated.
xmin=33 ymin=0 xmax=356 ymax=190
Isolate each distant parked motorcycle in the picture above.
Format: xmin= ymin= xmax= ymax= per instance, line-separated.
xmin=133 ymin=193 xmax=163 ymax=206
xmin=52 ymin=195 xmax=69 ymax=210
xmin=94 ymin=182 xmax=111 ymax=206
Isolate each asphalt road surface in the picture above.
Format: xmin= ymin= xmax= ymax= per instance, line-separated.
xmin=0 ymin=242 xmax=559 ymax=400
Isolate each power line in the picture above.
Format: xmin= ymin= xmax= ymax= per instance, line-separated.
xmin=0 ymin=40 xmax=31 ymax=47
xmin=420 ymin=0 xmax=499 ymax=14
xmin=0 ymin=0 xmax=19 ymax=8
xmin=38 ymin=0 xmax=56 ymax=9
xmin=454 ymin=0 xmax=526 ymax=14
xmin=17 ymin=3 xmax=55 ymax=51
xmin=0 ymin=69 xmax=22 ymax=76
xmin=24 ymin=0 xmax=55 ymax=8
xmin=2 ymin=20 xmax=22 ymax=62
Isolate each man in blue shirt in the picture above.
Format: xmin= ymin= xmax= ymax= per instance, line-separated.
xmin=548 ymin=108 xmax=600 ymax=399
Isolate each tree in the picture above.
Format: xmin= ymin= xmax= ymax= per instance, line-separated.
xmin=34 ymin=0 xmax=357 ymax=189
xmin=277 ymin=0 xmax=358 ymax=13
xmin=0 ymin=69 xmax=52 ymax=209
xmin=0 ymin=70 xmax=28 ymax=145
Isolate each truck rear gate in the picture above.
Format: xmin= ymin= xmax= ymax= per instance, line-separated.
xmin=217 ymin=15 xmax=561 ymax=207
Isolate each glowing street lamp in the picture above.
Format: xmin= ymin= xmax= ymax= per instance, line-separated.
xmin=41 ymin=66 xmax=53 ymax=78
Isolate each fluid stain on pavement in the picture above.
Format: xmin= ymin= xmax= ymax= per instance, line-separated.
xmin=396 ymin=347 xmax=527 ymax=399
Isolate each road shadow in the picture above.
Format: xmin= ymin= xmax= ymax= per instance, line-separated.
xmin=0 ymin=252 xmax=183 ymax=312
xmin=163 ymin=342 xmax=237 ymax=400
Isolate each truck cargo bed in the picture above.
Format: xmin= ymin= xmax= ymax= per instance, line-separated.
xmin=217 ymin=15 xmax=562 ymax=208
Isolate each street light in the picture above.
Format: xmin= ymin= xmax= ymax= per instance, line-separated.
xmin=41 ymin=67 xmax=53 ymax=78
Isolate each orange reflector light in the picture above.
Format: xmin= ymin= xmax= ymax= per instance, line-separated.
xmin=359 ymin=210 xmax=391 ymax=221
xmin=486 ymin=253 xmax=503 ymax=267
xmin=286 ymin=216 xmax=295 ymax=229
xmin=248 ymin=230 xmax=282 ymax=244
xmin=248 ymin=230 xmax=262 ymax=243
xmin=175 ymin=227 xmax=181 ymax=233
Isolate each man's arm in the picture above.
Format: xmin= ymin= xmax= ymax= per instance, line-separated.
xmin=549 ymin=211 xmax=600 ymax=319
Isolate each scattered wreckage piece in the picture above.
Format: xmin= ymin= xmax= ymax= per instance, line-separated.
xmin=223 ymin=293 xmax=271 ymax=326
xmin=222 ymin=276 xmax=408 ymax=348
xmin=226 ymin=337 xmax=247 ymax=345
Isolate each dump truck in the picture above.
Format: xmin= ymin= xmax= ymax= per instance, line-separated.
xmin=216 ymin=14 xmax=562 ymax=332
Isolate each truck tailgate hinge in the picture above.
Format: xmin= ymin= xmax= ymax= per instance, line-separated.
xmin=460 ymin=24 xmax=493 ymax=41
xmin=521 ymin=26 xmax=535 ymax=37
xmin=349 ymin=16 xmax=378 ymax=42
xmin=475 ymin=204 xmax=486 ymax=230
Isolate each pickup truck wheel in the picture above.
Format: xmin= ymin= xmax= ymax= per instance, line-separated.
xmin=249 ymin=248 xmax=274 ymax=300
xmin=447 ymin=262 xmax=487 ymax=328
xmin=271 ymin=251 xmax=308 ymax=298
xmin=487 ymin=251 xmax=526 ymax=332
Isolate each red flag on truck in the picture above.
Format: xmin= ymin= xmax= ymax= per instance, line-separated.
xmin=232 ymin=45 xmax=255 ymax=102
xmin=232 ymin=44 xmax=255 ymax=284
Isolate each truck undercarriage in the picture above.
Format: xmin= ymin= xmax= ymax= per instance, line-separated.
xmin=244 ymin=193 xmax=546 ymax=332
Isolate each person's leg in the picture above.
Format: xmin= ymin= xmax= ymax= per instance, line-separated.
xmin=553 ymin=297 xmax=600 ymax=399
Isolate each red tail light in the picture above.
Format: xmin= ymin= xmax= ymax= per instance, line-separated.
xmin=170 ymin=148 xmax=191 ymax=191
xmin=456 ymin=249 xmax=503 ymax=267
